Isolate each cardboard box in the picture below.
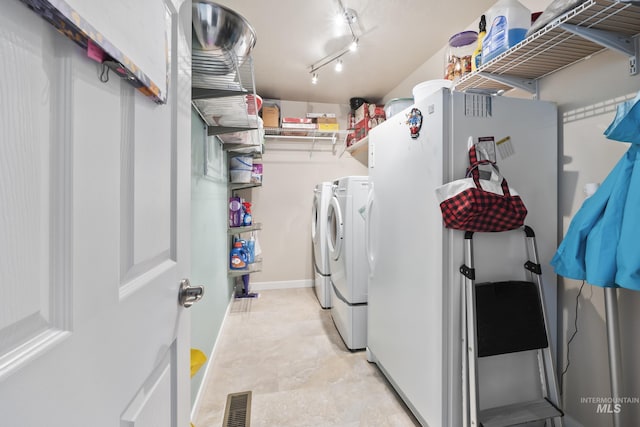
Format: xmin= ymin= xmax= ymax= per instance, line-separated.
xmin=261 ymin=104 xmax=280 ymax=128
xmin=282 ymin=117 xmax=313 ymax=124
xmin=369 ymin=105 xmax=385 ymax=118
xmin=306 ymin=112 xmax=336 ymax=119
xmin=282 ymin=121 xmax=315 ymax=136
xmin=318 ymin=123 xmax=339 ymax=131
xmin=316 ymin=117 xmax=338 ymax=125
xmin=281 ymin=123 xmax=316 ymax=129
xmin=354 ymin=103 xmax=386 ymax=123
xmin=354 ymin=103 xmax=368 ymax=123
xmin=353 ymin=118 xmax=370 ymax=141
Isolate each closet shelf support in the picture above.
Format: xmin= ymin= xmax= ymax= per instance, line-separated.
xmin=478 ymin=72 xmax=539 ymax=97
xmin=560 ymin=23 xmax=639 ymax=75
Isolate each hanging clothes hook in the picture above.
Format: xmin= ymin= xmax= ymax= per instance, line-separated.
xmin=99 ymin=63 xmax=110 ymax=83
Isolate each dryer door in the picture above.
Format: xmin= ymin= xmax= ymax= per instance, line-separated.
xmin=311 ymin=189 xmax=320 ymax=245
xmin=327 ymin=196 xmax=344 ymax=261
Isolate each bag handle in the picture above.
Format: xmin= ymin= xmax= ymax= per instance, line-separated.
xmin=467 ymin=144 xmax=498 ymax=174
xmin=467 ymin=146 xmax=511 ymax=196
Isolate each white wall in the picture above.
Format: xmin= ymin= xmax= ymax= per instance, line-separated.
xmin=541 ymin=49 xmax=640 ymax=427
xmin=382 ymin=0 xmax=640 ymax=424
xmin=248 ymin=101 xmax=367 ymax=285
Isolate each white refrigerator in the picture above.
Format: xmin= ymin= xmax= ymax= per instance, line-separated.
xmin=366 ymin=88 xmax=558 ymax=426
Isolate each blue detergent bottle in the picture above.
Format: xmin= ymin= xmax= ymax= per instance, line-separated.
xmin=230 ymin=241 xmax=248 ymax=270
xmin=246 ymin=234 xmax=255 ymax=264
xmin=481 ymin=0 xmax=531 ymax=64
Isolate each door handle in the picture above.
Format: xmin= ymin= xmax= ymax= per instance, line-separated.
xmin=365 ymin=185 xmax=375 ymax=276
xmin=179 ymin=279 xmax=204 ymax=308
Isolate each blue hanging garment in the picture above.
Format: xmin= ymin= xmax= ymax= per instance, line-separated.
xmin=552 ymin=93 xmax=640 ymax=291
xmin=604 ymin=91 xmax=640 ymax=144
xmin=551 ymin=146 xmax=632 ymax=286
xmin=615 ymin=146 xmax=640 ymax=290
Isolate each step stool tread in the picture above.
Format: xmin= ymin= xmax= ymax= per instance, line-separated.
xmin=480 ymin=398 xmax=562 ymax=427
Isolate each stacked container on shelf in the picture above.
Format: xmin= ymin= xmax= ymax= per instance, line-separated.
xmin=481 ymin=0 xmax=531 ymax=64
xmin=346 ymin=101 xmax=386 ymax=147
xmin=229 ymin=197 xmax=253 ymax=227
xmin=230 ymin=233 xmax=257 ymax=270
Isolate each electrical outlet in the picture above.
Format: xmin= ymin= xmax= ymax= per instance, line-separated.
xmin=630 ymin=55 xmax=637 ymax=75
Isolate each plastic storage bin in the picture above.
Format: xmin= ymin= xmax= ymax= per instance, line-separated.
xmin=412 ymin=80 xmax=453 ymax=102
xmin=384 ymin=98 xmax=414 ymax=118
xmin=229 ymin=155 xmax=253 ymax=183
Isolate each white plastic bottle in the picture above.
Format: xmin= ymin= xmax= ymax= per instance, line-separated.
xmin=481 ymin=0 xmax=531 ymax=64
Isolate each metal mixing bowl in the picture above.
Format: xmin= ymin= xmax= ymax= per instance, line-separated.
xmin=192 ymin=1 xmax=256 ymax=75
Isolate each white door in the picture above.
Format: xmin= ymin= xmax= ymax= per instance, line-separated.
xmin=0 ymin=1 xmax=194 ymax=426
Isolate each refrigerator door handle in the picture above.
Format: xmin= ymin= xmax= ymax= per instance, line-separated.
xmin=365 ymin=184 xmax=375 ymax=276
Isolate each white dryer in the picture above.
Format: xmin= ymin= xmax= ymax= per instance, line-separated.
xmin=327 ymin=176 xmax=369 ymax=350
xmin=312 ymin=182 xmax=333 ymax=308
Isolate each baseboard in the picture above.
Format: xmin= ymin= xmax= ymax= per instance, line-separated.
xmin=190 ymin=294 xmax=234 ymax=422
xmin=250 ymin=279 xmax=313 ymax=291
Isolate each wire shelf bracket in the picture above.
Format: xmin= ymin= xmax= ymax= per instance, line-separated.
xmin=559 ymin=23 xmax=639 ymax=75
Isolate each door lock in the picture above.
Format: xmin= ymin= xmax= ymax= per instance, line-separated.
xmin=179 ymin=279 xmax=204 ymax=308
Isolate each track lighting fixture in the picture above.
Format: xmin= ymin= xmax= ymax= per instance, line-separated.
xmin=308 ymin=1 xmax=361 ymax=83
xmin=308 ymin=38 xmax=355 ymax=78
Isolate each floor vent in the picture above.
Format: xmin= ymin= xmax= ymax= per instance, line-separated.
xmin=223 ymin=391 xmax=252 ymax=427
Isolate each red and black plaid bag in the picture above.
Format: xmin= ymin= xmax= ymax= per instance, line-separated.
xmin=436 ymin=145 xmax=527 ymax=232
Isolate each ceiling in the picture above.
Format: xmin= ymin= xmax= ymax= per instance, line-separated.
xmin=212 ymin=0 xmax=497 ymax=105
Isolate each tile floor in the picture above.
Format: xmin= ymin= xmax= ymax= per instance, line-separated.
xmin=193 ymin=287 xmax=421 ymax=427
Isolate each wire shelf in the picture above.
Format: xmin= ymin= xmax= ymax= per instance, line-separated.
xmin=191 ymin=48 xmax=260 ymax=138
xmin=455 ymin=0 xmax=640 ymax=93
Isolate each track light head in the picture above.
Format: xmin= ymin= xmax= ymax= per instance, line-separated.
xmin=344 ymin=8 xmax=358 ymax=24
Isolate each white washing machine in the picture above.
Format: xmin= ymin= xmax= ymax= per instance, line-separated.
xmin=327 ymin=176 xmax=369 ymax=350
xmin=311 ymin=182 xmax=333 ymax=308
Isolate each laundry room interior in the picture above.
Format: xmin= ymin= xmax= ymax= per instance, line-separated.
xmin=7 ymin=0 xmax=640 ymax=423
xmin=6 ymin=0 xmax=639 ymax=425
xmin=187 ymin=0 xmax=640 ymax=426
